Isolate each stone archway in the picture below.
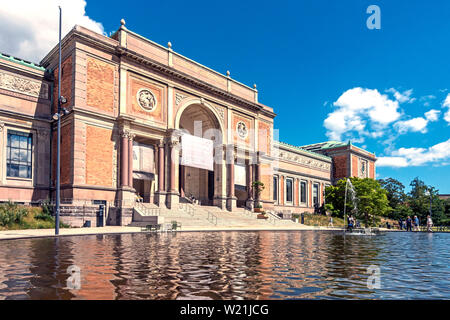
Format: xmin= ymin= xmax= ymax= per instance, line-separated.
xmin=176 ymin=101 xmax=226 ymax=208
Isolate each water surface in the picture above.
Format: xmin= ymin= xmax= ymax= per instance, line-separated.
xmin=0 ymin=231 xmax=448 ymax=299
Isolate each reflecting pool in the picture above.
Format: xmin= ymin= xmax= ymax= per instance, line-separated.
xmin=0 ymin=231 xmax=448 ymax=299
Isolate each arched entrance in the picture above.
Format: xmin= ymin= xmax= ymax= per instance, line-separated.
xmin=176 ymin=101 xmax=225 ymax=207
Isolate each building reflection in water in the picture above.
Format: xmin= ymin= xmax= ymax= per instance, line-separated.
xmin=3 ymin=231 xmax=447 ymax=300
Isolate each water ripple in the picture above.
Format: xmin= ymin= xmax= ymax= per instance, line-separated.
xmin=0 ymin=231 xmax=449 ymax=299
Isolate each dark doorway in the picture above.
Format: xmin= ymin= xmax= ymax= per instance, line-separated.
xmin=208 ymin=170 xmax=214 ymax=203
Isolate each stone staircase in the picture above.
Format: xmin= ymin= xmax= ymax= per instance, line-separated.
xmin=130 ymin=200 xmax=299 ymax=229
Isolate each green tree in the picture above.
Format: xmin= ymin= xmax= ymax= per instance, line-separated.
xmin=325 ymin=177 xmax=390 ymax=227
xmin=378 ymin=178 xmax=407 ymax=219
xmin=408 ymin=177 xmax=446 ymax=225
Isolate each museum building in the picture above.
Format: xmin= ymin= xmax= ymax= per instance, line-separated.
xmin=0 ymin=21 xmax=376 ymax=226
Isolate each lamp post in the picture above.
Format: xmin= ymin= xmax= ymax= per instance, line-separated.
xmin=54 ymin=6 xmax=68 ymax=235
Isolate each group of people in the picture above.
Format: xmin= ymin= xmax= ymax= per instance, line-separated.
xmin=347 ymin=215 xmax=360 ymax=231
xmin=398 ymin=215 xmax=434 ymax=232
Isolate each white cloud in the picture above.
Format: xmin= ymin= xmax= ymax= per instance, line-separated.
xmin=394 ymin=117 xmax=428 ymax=134
xmin=420 ymin=95 xmax=436 ymax=107
xmin=442 ymin=94 xmax=450 ymax=125
xmin=377 ymin=139 xmax=450 ymax=167
xmin=386 ymin=88 xmax=416 ymax=104
xmin=0 ymin=0 xmax=104 ymax=63
xmin=376 ymin=157 xmax=409 ymax=168
xmin=424 ymin=109 xmax=440 ymax=122
xmin=324 ymin=87 xmax=401 ymax=141
xmin=393 ymin=109 xmax=440 ymax=134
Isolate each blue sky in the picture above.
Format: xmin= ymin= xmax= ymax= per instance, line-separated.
xmin=2 ymin=0 xmax=449 ymax=192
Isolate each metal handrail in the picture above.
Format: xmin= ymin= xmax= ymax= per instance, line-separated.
xmin=266 ymin=214 xmax=277 ymax=225
xmin=266 ymin=211 xmax=282 ymax=220
xmin=135 ymin=201 xmax=160 ymax=216
xmin=207 ymin=211 xmax=218 ymax=226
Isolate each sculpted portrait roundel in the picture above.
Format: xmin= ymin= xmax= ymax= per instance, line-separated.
xmin=236 ymin=121 xmax=248 ymax=139
xmin=137 ymin=88 xmax=157 ymax=112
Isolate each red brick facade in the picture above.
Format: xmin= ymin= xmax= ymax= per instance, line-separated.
xmin=86 ymin=57 xmax=115 ymax=113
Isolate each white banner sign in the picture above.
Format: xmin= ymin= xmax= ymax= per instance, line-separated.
xmin=181 ymin=134 xmax=214 ymax=171
xmin=235 ymin=163 xmax=246 ymax=186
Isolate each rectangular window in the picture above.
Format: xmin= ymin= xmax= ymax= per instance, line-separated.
xmin=313 ymin=183 xmax=319 ymax=205
xmin=7 ymin=130 xmax=32 ymax=179
xmin=273 ymin=176 xmax=278 ymax=202
xmin=300 ymin=180 xmax=307 ymax=204
xmin=285 ymin=178 xmax=293 ymax=204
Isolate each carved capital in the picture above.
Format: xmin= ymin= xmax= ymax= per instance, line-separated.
xmin=128 ymin=133 xmax=136 ymax=141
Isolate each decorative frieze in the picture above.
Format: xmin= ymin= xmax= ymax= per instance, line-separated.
xmin=0 ymin=72 xmax=48 ymax=99
xmin=278 ymin=150 xmax=331 ymax=170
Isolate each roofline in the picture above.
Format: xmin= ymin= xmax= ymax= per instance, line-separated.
xmin=0 ymin=52 xmax=45 ymax=72
xmin=124 ymin=28 xmax=257 ymax=93
xmin=275 ymin=141 xmax=332 ymax=162
xmin=300 ymin=140 xmax=376 ymax=157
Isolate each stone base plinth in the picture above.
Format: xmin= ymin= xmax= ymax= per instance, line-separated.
xmin=166 ymin=191 xmax=179 ymax=209
xmin=155 ymin=191 xmax=167 ymax=207
xmin=214 ymin=196 xmax=227 ymax=210
xmin=226 ymin=196 xmax=237 ymax=211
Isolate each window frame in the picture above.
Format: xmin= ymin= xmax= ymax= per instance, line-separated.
xmin=6 ymin=129 xmax=33 ymax=180
xmin=312 ymin=182 xmax=320 ymax=206
xmin=273 ymin=175 xmax=279 ymax=204
xmin=300 ymin=179 xmax=308 ymax=206
xmin=285 ymin=177 xmax=294 ymax=205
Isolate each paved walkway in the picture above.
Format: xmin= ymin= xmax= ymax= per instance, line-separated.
xmin=0 ymin=224 xmax=344 ymax=241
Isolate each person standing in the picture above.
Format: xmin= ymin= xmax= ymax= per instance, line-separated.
xmin=427 ymin=215 xmax=433 ymax=232
xmin=328 ymin=216 xmax=334 ymax=227
xmin=406 ymin=216 xmax=412 ymax=232
xmin=348 ymin=215 xmax=354 ymax=232
xmin=398 ymin=218 xmax=403 ymax=230
xmin=414 ymin=215 xmax=420 ymax=232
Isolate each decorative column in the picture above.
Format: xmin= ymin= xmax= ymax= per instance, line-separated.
xmin=128 ymin=133 xmax=135 ymax=188
xmin=254 ymin=163 xmax=261 ymax=203
xmin=155 ymin=140 xmax=166 ymax=206
xmin=166 ymin=137 xmax=180 ymax=209
xmin=226 ymin=148 xmax=237 ymax=211
xmin=246 ymin=161 xmax=254 ymax=210
xmin=120 ymin=131 xmax=129 ymax=187
xmin=117 ymin=129 xmax=135 ymax=225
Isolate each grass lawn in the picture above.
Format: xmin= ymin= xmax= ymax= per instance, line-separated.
xmin=297 ymin=213 xmax=345 ymax=227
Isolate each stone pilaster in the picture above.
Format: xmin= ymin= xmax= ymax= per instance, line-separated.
xmin=155 ymin=140 xmax=167 ymax=206
xmin=166 ymin=137 xmax=180 ymax=209
xmin=246 ymin=161 xmax=254 ymax=210
xmin=226 ymin=148 xmax=237 ymax=211
xmin=127 ymin=132 xmax=135 ymax=187
xmin=117 ymin=129 xmax=135 ymax=207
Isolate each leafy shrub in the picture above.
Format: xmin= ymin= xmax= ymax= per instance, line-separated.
xmin=0 ymin=201 xmax=28 ymax=227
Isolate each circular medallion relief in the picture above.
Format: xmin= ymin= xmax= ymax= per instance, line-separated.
xmin=137 ymin=88 xmax=157 ymax=112
xmin=236 ymin=121 xmax=248 ymax=139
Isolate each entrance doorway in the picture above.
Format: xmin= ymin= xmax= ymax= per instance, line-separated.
xmin=180 ymin=165 xmax=214 ymax=205
xmin=177 ymin=102 xmax=224 ymax=208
